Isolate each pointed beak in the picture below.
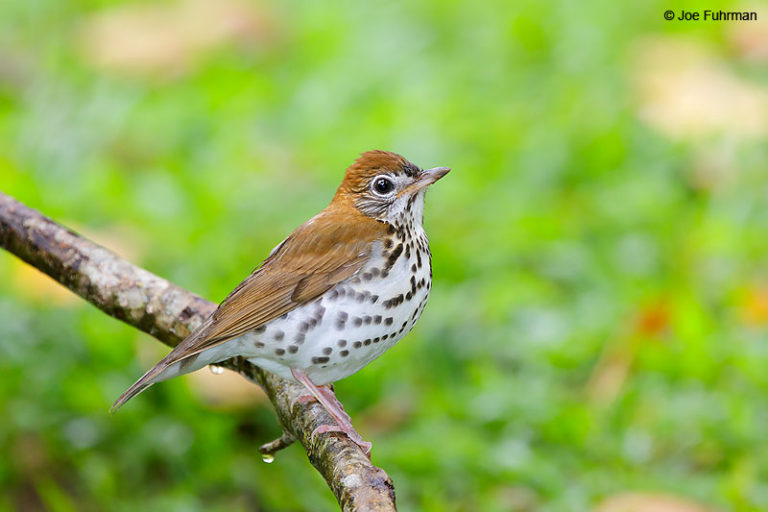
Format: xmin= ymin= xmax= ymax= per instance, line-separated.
xmin=400 ymin=166 xmax=450 ymax=197
xmin=419 ymin=166 xmax=451 ymax=185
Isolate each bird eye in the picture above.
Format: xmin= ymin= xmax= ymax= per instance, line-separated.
xmin=372 ymin=176 xmax=395 ymax=196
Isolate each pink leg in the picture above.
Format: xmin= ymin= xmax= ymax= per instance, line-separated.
xmin=291 ymin=369 xmax=372 ymax=456
xmin=314 ymin=384 xmax=352 ymax=423
xmin=289 ymin=385 xmax=350 ymax=423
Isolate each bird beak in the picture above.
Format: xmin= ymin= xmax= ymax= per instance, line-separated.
xmin=420 ymin=166 xmax=451 ymax=185
xmin=400 ymin=166 xmax=451 ymax=197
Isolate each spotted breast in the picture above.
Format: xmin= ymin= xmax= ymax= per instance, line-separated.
xmin=236 ymin=219 xmax=432 ymax=384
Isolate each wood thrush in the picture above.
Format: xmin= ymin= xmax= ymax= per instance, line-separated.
xmin=112 ymin=150 xmax=449 ymax=454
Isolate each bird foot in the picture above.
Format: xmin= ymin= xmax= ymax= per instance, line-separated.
xmin=289 ymin=388 xmax=351 ymax=423
xmin=290 ymin=369 xmax=370 ymax=457
xmin=311 ymin=424 xmax=372 ymax=457
xmin=289 ymin=393 xmax=316 ymax=414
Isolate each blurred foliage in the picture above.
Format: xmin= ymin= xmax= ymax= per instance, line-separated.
xmin=2 ymin=0 xmax=768 ymax=510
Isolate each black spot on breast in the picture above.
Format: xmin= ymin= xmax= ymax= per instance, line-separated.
xmin=338 ymin=339 xmax=347 ymax=347
xmin=385 ymin=244 xmax=403 ymax=271
xmin=406 ymin=291 xmax=413 ymax=300
xmin=274 ymin=330 xmax=284 ymax=341
xmin=385 ymin=317 xmax=393 ymax=326
xmin=382 ymin=334 xmax=389 ymax=340
xmin=411 ymin=264 xmax=417 ymax=273
xmin=370 ymin=295 xmax=379 ymax=303
xmin=299 ymin=322 xmax=309 ymax=332
xmin=254 ymin=325 xmax=266 ymax=334
xmin=373 ymin=337 xmax=380 ymax=343
xmin=417 ymin=251 xmax=422 ymax=268
xmin=353 ymin=341 xmax=362 ymax=349
xmin=254 ymin=341 xmax=264 ymax=348
xmin=405 ymin=245 xmax=411 ymax=259
xmin=384 ymin=294 xmax=404 ymax=308
xmin=374 ymin=315 xmax=382 ymax=324
xmin=328 ymin=289 xmax=338 ymax=301
xmin=371 ymin=268 xmax=380 ymax=277
xmin=353 ymin=317 xmax=363 ymax=327
xmin=322 ymin=347 xmax=332 ymax=355
xmin=384 ymin=238 xmax=393 ymax=249
xmin=288 ymin=345 xmax=298 ymax=353
xmin=275 ymin=348 xmax=285 ymax=356
xmin=363 ymin=272 xmax=372 ymax=281
xmin=311 ymin=356 xmax=329 ymax=364
xmin=364 ymin=316 xmax=372 ymax=325
xmin=340 ymin=350 xmax=349 ymax=357
xmin=363 ymin=339 xmax=371 ymax=346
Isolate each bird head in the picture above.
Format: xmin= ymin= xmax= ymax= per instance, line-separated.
xmin=333 ymin=150 xmax=450 ymax=225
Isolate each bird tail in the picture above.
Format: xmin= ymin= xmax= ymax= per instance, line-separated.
xmin=110 ymin=350 xmax=207 ymax=413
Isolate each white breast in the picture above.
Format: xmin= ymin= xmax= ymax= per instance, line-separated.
xmin=232 ymin=230 xmax=432 ymax=385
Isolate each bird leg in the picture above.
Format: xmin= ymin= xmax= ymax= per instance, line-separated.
xmin=314 ymin=384 xmax=352 ymax=423
xmin=289 ymin=386 xmax=351 ymax=423
xmin=290 ymin=369 xmax=371 ymax=456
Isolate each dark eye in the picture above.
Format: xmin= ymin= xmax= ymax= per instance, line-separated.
xmin=372 ymin=177 xmax=395 ymax=195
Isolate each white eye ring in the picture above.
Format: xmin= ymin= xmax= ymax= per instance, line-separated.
xmin=371 ymin=175 xmax=396 ymax=196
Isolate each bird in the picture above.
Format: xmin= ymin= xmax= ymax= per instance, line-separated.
xmin=112 ymin=150 xmax=449 ymax=454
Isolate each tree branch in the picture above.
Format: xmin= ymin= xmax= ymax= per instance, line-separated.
xmin=0 ymin=191 xmax=396 ymax=512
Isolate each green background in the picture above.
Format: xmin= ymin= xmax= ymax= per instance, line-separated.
xmin=2 ymin=1 xmax=768 ymax=510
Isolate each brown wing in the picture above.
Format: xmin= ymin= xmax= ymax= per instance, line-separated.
xmin=111 ymin=208 xmax=387 ymax=411
xmin=176 ymin=210 xmax=386 ymax=358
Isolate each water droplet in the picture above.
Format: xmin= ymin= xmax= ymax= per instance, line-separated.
xmin=262 ymin=454 xmax=275 ymax=464
xmin=209 ymin=365 xmax=224 ymax=375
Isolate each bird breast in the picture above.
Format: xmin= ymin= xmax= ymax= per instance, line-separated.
xmin=234 ymin=228 xmax=433 ymax=385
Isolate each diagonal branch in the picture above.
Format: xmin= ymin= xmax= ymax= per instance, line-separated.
xmin=0 ymin=191 xmax=396 ymax=512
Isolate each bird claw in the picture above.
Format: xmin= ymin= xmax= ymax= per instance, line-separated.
xmin=310 ymin=423 xmax=343 ymax=442
xmin=290 ymin=387 xmax=351 ymax=423
xmin=290 ymin=393 xmax=316 ymax=414
xmin=311 ymin=424 xmax=372 ymax=457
